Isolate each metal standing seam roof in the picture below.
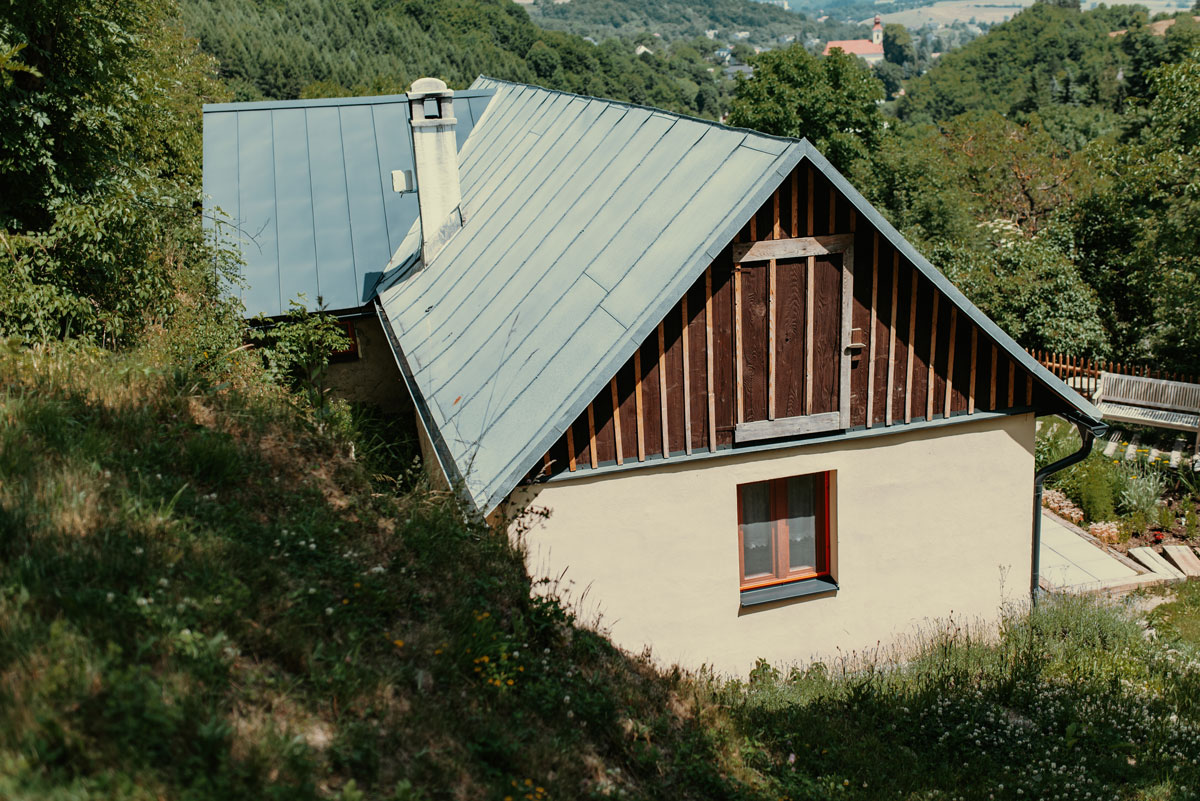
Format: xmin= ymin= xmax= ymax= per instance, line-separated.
xmin=376 ymin=77 xmax=1102 ymax=516
xmin=201 ymin=89 xmax=495 ymax=318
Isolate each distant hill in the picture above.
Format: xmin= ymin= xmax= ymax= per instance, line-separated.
xmin=178 ymin=0 xmax=725 ymax=116
xmin=896 ymin=3 xmax=1139 ymax=124
xmin=526 ymin=0 xmax=868 ymax=46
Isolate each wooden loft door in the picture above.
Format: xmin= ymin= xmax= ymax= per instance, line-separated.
xmin=731 ymin=234 xmax=855 ymax=443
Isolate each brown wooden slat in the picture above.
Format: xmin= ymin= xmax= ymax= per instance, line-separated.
xmin=611 ymin=378 xmax=624 ymax=465
xmin=687 ymin=278 xmax=709 ymax=454
xmin=910 ymin=273 xmax=930 ymax=421
xmin=866 ymin=233 xmax=879 ymax=428
xmin=664 ymin=308 xmax=686 ymax=455
xmin=839 ymin=245 xmax=855 ymax=430
xmin=885 ymin=249 xmax=900 ymax=426
xmin=681 ymin=294 xmax=692 ymax=454
xmin=769 ymin=258 xmax=777 ymax=419
xmin=634 ymin=350 xmax=645 ymax=461
xmin=806 ymin=255 xmax=815 ymax=414
xmin=706 ymin=265 xmax=717 ymax=450
xmin=658 ymin=323 xmax=669 ymax=457
xmin=640 ymin=338 xmax=663 ymax=458
xmin=742 ymin=261 xmax=770 ymax=422
xmin=926 ymin=291 xmax=940 ymax=421
xmin=587 ymin=403 xmax=598 ymax=469
xmin=712 ymin=256 xmax=735 ymax=448
xmin=1008 ymin=359 xmax=1016 ymax=408
xmin=735 ymin=265 xmax=744 ymax=424
xmin=990 ymin=344 xmax=998 ymax=410
xmin=944 ymin=307 xmax=957 ymax=419
xmin=617 ymin=359 xmax=639 ymax=463
xmin=812 ymin=254 xmax=841 ymax=415
xmin=968 ymin=327 xmax=978 ymax=414
xmin=592 ymin=379 xmax=616 ymax=464
xmin=791 ymin=169 xmax=800 ymax=237
xmin=776 ymin=257 xmax=807 ymax=419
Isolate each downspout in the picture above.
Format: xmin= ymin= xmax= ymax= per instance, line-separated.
xmin=1031 ymin=410 xmax=1108 ymax=604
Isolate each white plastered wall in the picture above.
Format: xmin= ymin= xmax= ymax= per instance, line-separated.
xmin=509 ymin=412 xmax=1035 ymax=677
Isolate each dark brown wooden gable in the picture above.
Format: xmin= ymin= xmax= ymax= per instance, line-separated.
xmin=534 ymin=163 xmax=1056 ymax=481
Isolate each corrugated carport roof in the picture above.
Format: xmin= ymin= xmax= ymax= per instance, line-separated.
xmin=378 ymin=77 xmax=1102 ymax=515
xmin=202 ymin=89 xmax=494 ymax=318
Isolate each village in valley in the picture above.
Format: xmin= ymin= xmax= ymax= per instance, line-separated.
xmin=4 ymin=0 xmax=1200 ymax=797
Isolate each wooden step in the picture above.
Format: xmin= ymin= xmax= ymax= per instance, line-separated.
xmin=1129 ymin=546 xmax=1186 ymax=580
xmin=1163 ymin=545 xmax=1200 ymax=577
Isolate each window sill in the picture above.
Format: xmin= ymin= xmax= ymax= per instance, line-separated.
xmin=740 ymin=577 xmax=838 ymax=607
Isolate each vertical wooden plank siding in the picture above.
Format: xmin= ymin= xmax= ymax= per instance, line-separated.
xmin=734 ymin=266 xmax=744 ymax=424
xmin=886 ymin=250 xmax=899 ymax=425
xmin=658 ymin=323 xmax=669 ymax=457
xmin=866 ymin=234 xmax=879 ymax=428
xmin=990 ymin=344 xmax=998 ymax=410
xmin=610 ymin=378 xmax=623 ymax=465
xmin=944 ymin=307 xmax=957 ymax=419
xmin=681 ymin=295 xmax=692 ymax=454
xmin=926 ymin=292 xmax=939 ymax=420
xmin=839 ymin=247 xmax=855 ymax=430
xmin=805 ymin=256 xmax=815 ymax=414
xmin=587 ymin=403 xmax=598 ymax=469
xmin=968 ymin=327 xmax=978 ymax=414
xmin=633 ymin=350 xmax=645 ymax=461
xmin=1008 ymin=360 xmax=1016 ymax=408
xmin=532 ymin=162 xmax=1058 ymax=480
xmin=706 ymin=266 xmax=716 ymax=451
xmin=905 ymin=267 xmax=918 ymax=423
xmin=769 ymin=259 xmax=777 ymax=419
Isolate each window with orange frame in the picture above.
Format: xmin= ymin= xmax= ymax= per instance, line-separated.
xmin=736 ymin=471 xmax=832 ymax=591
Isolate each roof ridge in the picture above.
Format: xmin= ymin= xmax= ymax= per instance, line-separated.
xmin=472 ymin=75 xmax=804 ymax=148
xmin=203 ymin=87 xmax=496 ymax=114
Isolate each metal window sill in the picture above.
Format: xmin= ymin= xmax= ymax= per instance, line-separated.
xmin=740 ymin=577 xmax=838 ymax=607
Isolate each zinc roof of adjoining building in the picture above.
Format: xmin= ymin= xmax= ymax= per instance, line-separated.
xmin=202 ymin=89 xmax=495 ymax=318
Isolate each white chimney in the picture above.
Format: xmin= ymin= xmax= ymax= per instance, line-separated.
xmin=407 ymin=77 xmax=462 ymax=263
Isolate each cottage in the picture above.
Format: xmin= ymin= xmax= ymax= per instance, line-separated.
xmin=204 ymin=78 xmax=1103 ymax=675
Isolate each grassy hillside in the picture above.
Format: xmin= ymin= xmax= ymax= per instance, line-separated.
xmin=5 ymin=338 xmax=1200 ymax=800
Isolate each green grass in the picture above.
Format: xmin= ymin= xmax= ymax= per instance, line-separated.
xmin=5 ymin=343 xmax=1200 ymax=800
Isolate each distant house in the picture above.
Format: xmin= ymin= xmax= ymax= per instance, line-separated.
xmin=635 ymin=44 xmax=654 ymax=56
xmin=205 ymin=77 xmax=1103 ymax=675
xmin=823 ymin=15 xmax=885 ymax=66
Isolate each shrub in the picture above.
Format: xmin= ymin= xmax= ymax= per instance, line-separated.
xmin=1119 ymin=471 xmax=1166 ymax=518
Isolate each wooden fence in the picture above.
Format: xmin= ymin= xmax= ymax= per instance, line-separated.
xmin=1029 ymin=350 xmax=1199 ymax=399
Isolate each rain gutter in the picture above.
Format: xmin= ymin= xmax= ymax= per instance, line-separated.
xmin=1031 ymin=410 xmax=1108 ymax=604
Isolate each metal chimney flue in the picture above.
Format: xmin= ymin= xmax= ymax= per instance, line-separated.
xmin=407 ymin=77 xmax=462 ymax=263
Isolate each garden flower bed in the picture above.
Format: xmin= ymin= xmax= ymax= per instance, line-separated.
xmin=1039 ymin=419 xmax=1200 ymax=554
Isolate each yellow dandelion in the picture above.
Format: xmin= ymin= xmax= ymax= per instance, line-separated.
xmin=507 ymin=679 xmax=514 ymax=686
xmin=434 ymin=648 xmax=443 ymax=655
xmin=342 ymin=598 xmax=349 ymax=605
xmin=393 ymin=639 xmax=404 ymax=647
xmin=526 ymin=779 xmax=534 ymax=787
xmin=354 ymin=582 xmax=361 ymax=588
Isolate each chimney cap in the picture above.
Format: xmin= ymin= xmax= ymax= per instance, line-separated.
xmin=408 ymin=77 xmax=453 ymax=100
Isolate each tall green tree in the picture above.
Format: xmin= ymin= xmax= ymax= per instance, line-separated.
xmin=883 ymin=24 xmax=915 ymax=66
xmin=0 ymin=0 xmax=231 ymax=343
xmin=727 ymin=46 xmax=885 ymax=173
